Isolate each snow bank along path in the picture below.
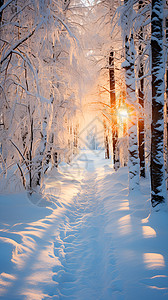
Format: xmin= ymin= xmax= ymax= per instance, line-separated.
xmin=0 ymin=150 xmax=168 ymax=299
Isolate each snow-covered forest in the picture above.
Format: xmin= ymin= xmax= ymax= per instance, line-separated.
xmin=0 ymin=0 xmax=168 ymax=299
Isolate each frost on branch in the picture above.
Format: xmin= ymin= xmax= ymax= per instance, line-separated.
xmin=0 ymin=0 xmax=81 ymax=195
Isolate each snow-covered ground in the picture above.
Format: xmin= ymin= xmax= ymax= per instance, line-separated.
xmin=0 ymin=150 xmax=168 ymax=299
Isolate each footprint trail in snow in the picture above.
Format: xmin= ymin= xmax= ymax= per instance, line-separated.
xmin=1 ymin=151 xmax=168 ymax=300
xmin=51 ymin=171 xmax=122 ymax=299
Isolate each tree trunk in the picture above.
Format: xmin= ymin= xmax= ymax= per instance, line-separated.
xmin=0 ymin=0 xmax=4 ymax=22
xmin=109 ymin=51 xmax=119 ymax=169
xmin=125 ymin=33 xmax=139 ymax=191
xmin=138 ymin=0 xmax=145 ymax=178
xmin=104 ymin=121 xmax=110 ymax=159
xmin=32 ymin=111 xmax=47 ymax=191
xmin=150 ymin=0 xmax=166 ymax=207
xmin=166 ymin=18 xmax=168 ymax=176
xmin=123 ymin=0 xmax=139 ymax=191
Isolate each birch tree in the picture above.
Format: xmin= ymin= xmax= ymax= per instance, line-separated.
xmin=150 ymin=0 xmax=167 ymax=208
xmin=122 ymin=0 xmax=139 ymax=191
xmin=109 ymin=50 xmax=120 ymax=169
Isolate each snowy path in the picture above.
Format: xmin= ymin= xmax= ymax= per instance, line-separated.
xmin=52 ymin=171 xmax=121 ymax=299
xmin=0 ymin=150 xmax=168 ymax=300
xmin=0 ymin=155 xmax=124 ymax=300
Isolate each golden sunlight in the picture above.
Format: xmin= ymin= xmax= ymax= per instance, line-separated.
xmin=118 ymin=200 xmax=130 ymax=211
xmin=142 ymin=226 xmax=156 ymax=239
xmin=143 ymin=253 xmax=165 ymax=269
xmin=117 ymin=108 xmax=128 ymax=119
xmin=118 ymin=214 xmax=132 ymax=235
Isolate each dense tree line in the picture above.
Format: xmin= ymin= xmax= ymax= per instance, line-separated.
xmin=83 ymin=0 xmax=167 ymax=209
xmin=0 ymin=0 xmax=167 ymax=209
xmin=0 ymin=0 xmax=82 ymax=194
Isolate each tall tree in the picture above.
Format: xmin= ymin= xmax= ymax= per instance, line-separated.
xmin=150 ymin=0 xmax=167 ymax=207
xmin=122 ymin=0 xmax=139 ymax=191
xmin=109 ymin=51 xmax=120 ymax=170
xmin=166 ymin=17 xmax=168 ymax=174
xmin=138 ymin=0 xmax=145 ymax=178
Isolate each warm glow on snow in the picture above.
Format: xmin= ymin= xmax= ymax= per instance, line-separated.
xmin=0 ymin=0 xmax=168 ymax=297
xmin=143 ymin=253 xmax=165 ymax=269
xmin=118 ymin=214 xmax=132 ymax=235
xmin=142 ymin=226 xmax=156 ymax=238
xmin=118 ymin=200 xmax=130 ymax=211
xmin=0 ymin=273 xmax=16 ymax=295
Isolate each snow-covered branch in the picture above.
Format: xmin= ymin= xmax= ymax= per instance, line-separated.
xmin=0 ymin=0 xmax=14 ymax=13
xmin=0 ymin=29 xmax=36 ymax=64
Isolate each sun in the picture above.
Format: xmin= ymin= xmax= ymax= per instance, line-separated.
xmin=117 ymin=108 xmax=128 ymax=119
